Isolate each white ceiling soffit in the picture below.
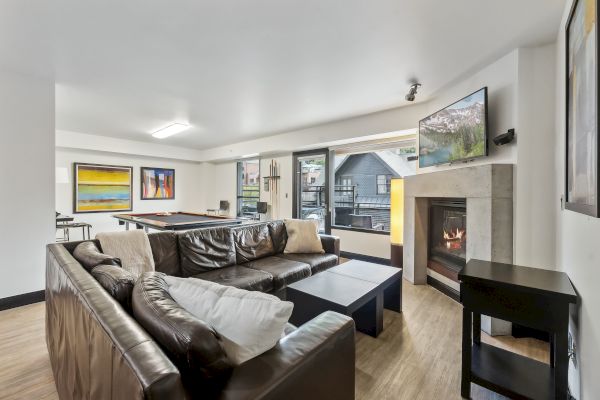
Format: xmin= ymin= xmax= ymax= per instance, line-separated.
xmin=1 ymin=0 xmax=565 ymax=150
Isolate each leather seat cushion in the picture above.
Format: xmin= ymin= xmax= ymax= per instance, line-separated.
xmin=232 ymin=223 xmax=275 ymax=263
xmin=148 ymin=231 xmax=181 ymax=276
xmin=276 ymin=253 xmax=338 ymax=274
xmin=91 ymin=264 xmax=136 ymax=312
xmin=242 ymin=256 xmax=311 ymax=291
xmin=192 ymin=266 xmax=274 ymax=293
xmin=178 ymin=227 xmax=236 ymax=277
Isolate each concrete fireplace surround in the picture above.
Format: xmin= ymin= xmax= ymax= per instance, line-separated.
xmin=403 ymin=163 xmax=514 ymax=335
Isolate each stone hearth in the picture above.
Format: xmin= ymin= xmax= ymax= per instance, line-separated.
xmin=403 ymin=164 xmax=514 ymax=335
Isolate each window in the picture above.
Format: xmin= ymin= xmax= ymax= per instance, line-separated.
xmin=377 ymin=175 xmax=392 ymax=194
xmin=332 ymin=142 xmax=416 ymax=233
xmin=236 ymin=159 xmax=260 ymax=217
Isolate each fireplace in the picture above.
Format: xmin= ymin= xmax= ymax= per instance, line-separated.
xmin=428 ymin=198 xmax=467 ymax=283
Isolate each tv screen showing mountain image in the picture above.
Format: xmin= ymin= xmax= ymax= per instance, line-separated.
xmin=419 ymin=87 xmax=488 ymax=168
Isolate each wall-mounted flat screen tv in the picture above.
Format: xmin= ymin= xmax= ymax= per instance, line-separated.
xmin=419 ymin=87 xmax=488 ymax=168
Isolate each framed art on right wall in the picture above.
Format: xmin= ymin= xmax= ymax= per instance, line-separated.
xmin=566 ymin=0 xmax=599 ymax=217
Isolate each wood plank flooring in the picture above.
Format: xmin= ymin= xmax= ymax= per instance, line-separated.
xmin=0 ymin=282 xmax=548 ymax=400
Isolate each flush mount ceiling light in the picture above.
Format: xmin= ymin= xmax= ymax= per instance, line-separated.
xmin=152 ymin=123 xmax=190 ymax=139
xmin=241 ymin=153 xmax=260 ymax=158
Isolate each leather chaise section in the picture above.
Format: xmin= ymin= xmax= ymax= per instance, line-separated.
xmin=242 ymin=256 xmax=311 ymax=291
xmin=277 ymin=253 xmax=338 ymax=274
xmin=45 ymin=244 xmax=185 ymax=400
xmin=192 ymin=266 xmax=274 ymax=292
xmin=178 ymin=227 xmax=236 ymax=276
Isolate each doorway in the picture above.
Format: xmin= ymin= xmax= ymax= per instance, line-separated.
xmin=292 ymin=149 xmax=330 ymax=234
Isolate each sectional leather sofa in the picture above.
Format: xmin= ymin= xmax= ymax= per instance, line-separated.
xmin=45 ymin=220 xmax=355 ymax=399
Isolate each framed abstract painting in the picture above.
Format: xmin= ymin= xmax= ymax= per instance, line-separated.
xmin=566 ymin=0 xmax=599 ymax=217
xmin=141 ymin=167 xmax=175 ymax=200
xmin=74 ymin=163 xmax=133 ymax=213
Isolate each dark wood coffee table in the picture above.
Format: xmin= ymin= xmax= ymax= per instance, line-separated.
xmin=287 ymin=260 xmax=402 ymax=337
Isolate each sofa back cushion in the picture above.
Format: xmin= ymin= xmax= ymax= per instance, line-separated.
xmin=132 ymin=272 xmax=233 ymax=396
xmin=232 ymin=223 xmax=275 ymax=264
xmin=268 ymin=220 xmax=288 ymax=254
xmin=148 ymin=232 xmax=181 ymax=276
xmin=72 ymin=241 xmax=121 ymax=272
xmin=178 ymin=227 xmax=236 ymax=277
xmin=91 ymin=264 xmax=136 ymax=312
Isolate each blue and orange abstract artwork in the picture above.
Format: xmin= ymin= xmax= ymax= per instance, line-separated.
xmin=141 ymin=167 xmax=175 ymax=200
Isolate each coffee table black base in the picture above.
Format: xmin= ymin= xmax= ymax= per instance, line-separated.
xmin=287 ymin=261 xmax=403 ymax=338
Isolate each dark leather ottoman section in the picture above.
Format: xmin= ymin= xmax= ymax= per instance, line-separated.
xmin=193 ymin=266 xmax=274 ymax=292
xmin=243 ymin=256 xmax=311 ymax=291
xmin=277 ymin=253 xmax=338 ymax=274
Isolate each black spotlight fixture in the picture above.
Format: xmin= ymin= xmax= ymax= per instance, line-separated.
xmin=405 ymin=83 xmax=422 ymax=101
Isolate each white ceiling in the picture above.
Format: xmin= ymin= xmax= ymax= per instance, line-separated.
xmin=1 ymin=0 xmax=565 ymax=150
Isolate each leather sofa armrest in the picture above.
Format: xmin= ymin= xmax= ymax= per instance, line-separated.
xmin=220 ymin=311 xmax=355 ymax=400
xmin=319 ymin=234 xmax=340 ymax=257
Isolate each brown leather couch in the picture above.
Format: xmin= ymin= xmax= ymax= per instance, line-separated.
xmin=46 ymin=221 xmax=355 ymax=399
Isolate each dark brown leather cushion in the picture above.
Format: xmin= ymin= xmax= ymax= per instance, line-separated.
xmin=148 ymin=231 xmax=181 ymax=276
xmin=132 ymin=272 xmax=233 ymax=396
xmin=91 ymin=264 xmax=135 ymax=312
xmin=178 ymin=227 xmax=236 ymax=277
xmin=277 ymin=253 xmax=338 ymax=274
xmin=242 ymin=256 xmax=311 ymax=291
xmin=232 ymin=223 xmax=275 ymax=264
xmin=268 ymin=220 xmax=288 ymax=253
xmin=192 ymin=266 xmax=274 ymax=292
xmin=73 ymin=241 xmax=121 ymax=272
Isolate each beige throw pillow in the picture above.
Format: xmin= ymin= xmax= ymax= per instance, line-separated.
xmin=283 ymin=219 xmax=324 ymax=254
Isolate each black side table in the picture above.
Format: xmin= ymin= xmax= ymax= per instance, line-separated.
xmin=459 ymin=259 xmax=577 ymax=400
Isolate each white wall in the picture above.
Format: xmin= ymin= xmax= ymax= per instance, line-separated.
xmin=555 ymin=1 xmax=599 ymax=397
xmin=514 ymin=44 xmax=557 ymax=269
xmin=0 ymin=69 xmax=54 ymax=298
xmin=332 ymin=229 xmax=391 ymax=259
xmin=55 ymin=148 xmax=208 ymax=240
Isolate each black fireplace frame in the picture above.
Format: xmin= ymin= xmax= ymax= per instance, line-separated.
xmin=428 ymin=198 xmax=467 ymax=270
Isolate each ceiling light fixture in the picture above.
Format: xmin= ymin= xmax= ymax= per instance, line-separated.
xmin=241 ymin=153 xmax=260 ymax=159
xmin=152 ymin=123 xmax=190 ymax=139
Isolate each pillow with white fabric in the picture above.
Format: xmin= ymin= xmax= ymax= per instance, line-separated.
xmin=164 ymin=276 xmax=294 ymax=365
xmin=283 ymin=219 xmax=324 ymax=254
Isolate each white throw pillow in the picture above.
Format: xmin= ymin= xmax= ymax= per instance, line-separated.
xmin=164 ymin=276 xmax=294 ymax=365
xmin=283 ymin=219 xmax=325 ymax=254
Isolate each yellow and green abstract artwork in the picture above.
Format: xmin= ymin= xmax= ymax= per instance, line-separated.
xmin=74 ymin=163 xmax=132 ymax=212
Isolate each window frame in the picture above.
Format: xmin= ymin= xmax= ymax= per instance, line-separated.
xmin=236 ymin=159 xmax=261 ymax=218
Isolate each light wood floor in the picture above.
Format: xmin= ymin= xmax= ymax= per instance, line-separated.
xmin=0 ymin=282 xmax=548 ymax=400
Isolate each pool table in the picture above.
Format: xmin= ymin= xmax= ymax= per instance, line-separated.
xmin=113 ymin=212 xmax=244 ymax=231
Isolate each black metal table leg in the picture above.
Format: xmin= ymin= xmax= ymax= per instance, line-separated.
xmin=461 ymin=308 xmax=472 ymax=399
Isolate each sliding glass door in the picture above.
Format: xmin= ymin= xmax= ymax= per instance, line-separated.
xmin=293 ymin=149 xmax=330 ymax=234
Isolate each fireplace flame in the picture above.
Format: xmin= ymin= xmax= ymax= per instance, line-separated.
xmin=443 ymin=228 xmax=465 ymax=241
